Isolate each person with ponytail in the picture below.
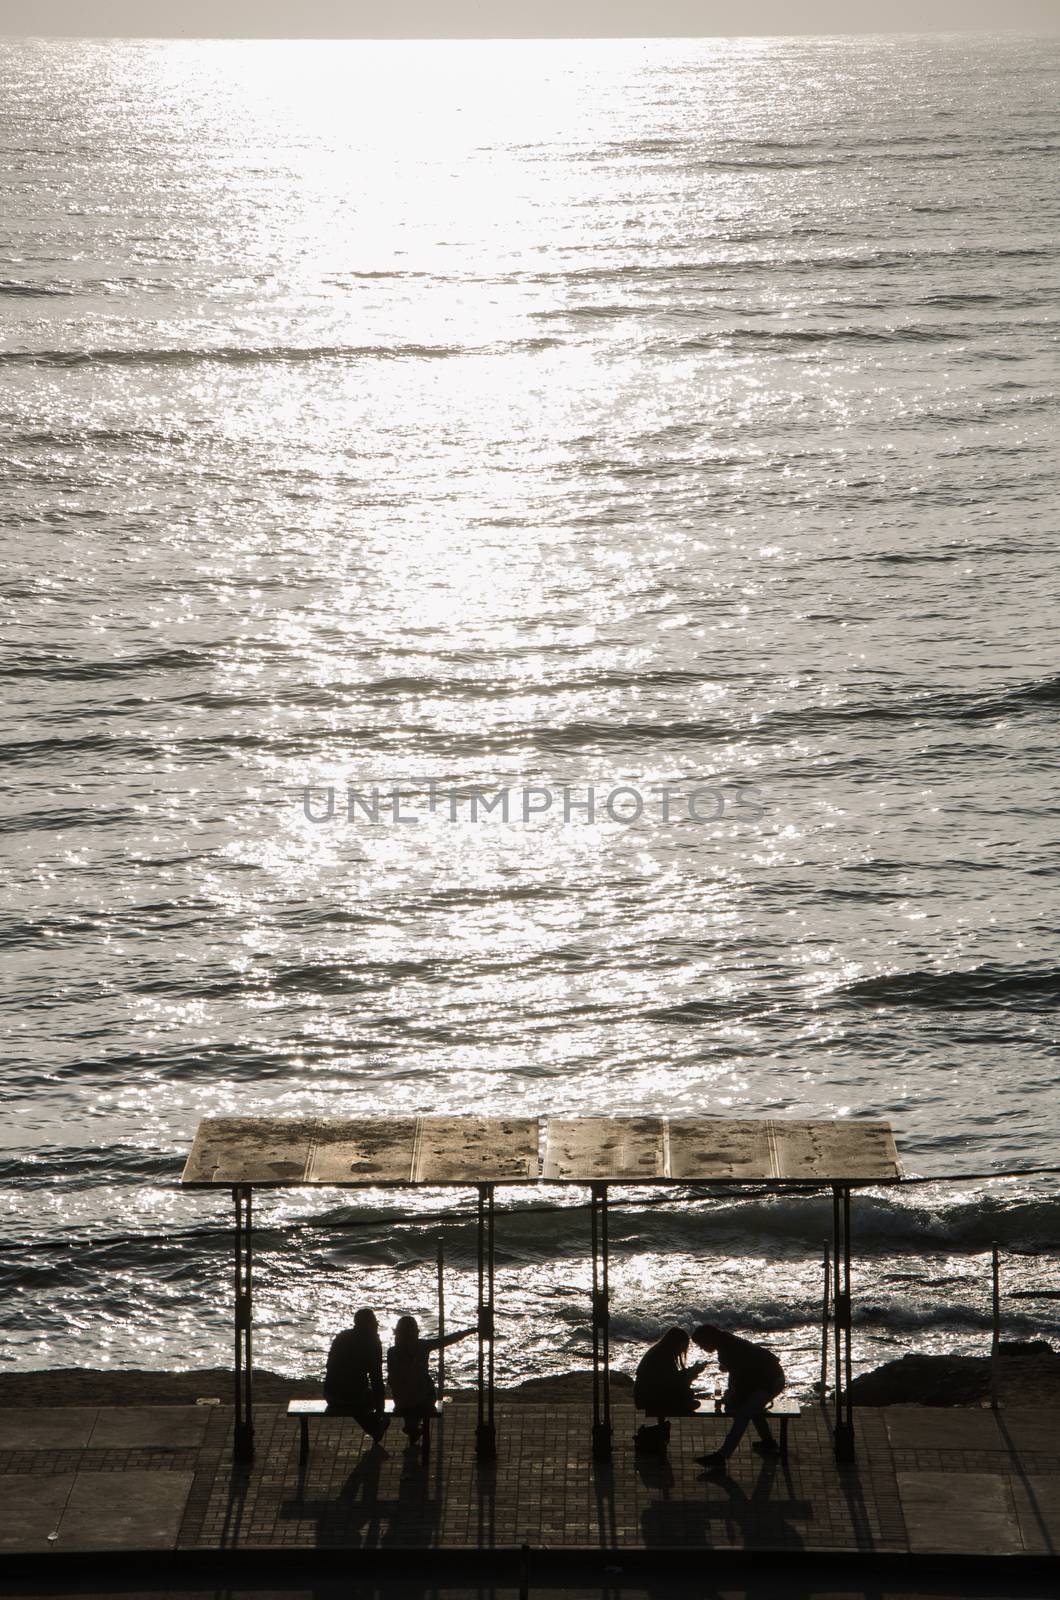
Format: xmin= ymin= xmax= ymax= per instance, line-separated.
xmin=386 ymin=1313 xmax=476 ymax=1443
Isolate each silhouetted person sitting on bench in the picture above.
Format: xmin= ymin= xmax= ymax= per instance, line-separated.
xmin=323 ymin=1306 xmax=390 ymax=1443
xmin=691 ymin=1322 xmax=785 ymax=1468
xmin=387 ymin=1313 xmax=476 ymax=1443
xmin=634 ymin=1326 xmax=708 ymax=1419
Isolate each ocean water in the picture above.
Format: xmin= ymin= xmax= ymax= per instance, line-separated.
xmin=1 ymin=33 xmax=1058 ymax=1396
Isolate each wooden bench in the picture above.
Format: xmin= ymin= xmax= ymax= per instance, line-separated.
xmin=288 ymin=1398 xmax=449 ymax=1467
xmin=637 ymin=1395 xmax=801 ymax=1462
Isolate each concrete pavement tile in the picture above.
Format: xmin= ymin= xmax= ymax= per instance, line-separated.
xmin=994 ymin=1406 xmax=1060 ymax=1457
xmin=0 ymin=1407 xmax=98 ymax=1450
xmin=1009 ymin=1471 xmax=1060 ymax=1554
xmin=897 ymin=1470 xmax=1020 ymax=1553
xmin=55 ymin=1469 xmax=195 ymax=1550
xmin=0 ymin=1471 xmax=76 ymax=1550
xmin=884 ymin=1407 xmax=1004 ymax=1452
xmin=87 ymin=1406 xmax=210 ymax=1450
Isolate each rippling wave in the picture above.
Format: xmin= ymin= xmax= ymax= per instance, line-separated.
xmin=0 ymin=339 xmax=563 ymax=367
xmin=839 ymin=966 xmax=1060 ymax=1011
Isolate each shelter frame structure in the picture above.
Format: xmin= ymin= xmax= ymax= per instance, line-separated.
xmin=182 ymin=1114 xmax=901 ymax=1467
xmin=233 ymin=1184 xmax=253 ymax=1460
xmin=475 ymin=1182 xmax=497 ymax=1460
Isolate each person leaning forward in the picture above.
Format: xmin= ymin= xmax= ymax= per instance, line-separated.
xmin=691 ymin=1322 xmax=785 ymax=1468
xmin=323 ymin=1307 xmax=390 ymax=1443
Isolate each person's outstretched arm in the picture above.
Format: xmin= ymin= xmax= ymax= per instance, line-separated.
xmin=425 ymin=1326 xmax=478 ymax=1351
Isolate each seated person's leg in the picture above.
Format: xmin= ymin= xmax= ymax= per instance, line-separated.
xmin=400 ymin=1407 xmax=427 ymax=1442
xmin=748 ymin=1388 xmax=780 ymax=1449
xmin=718 ymin=1399 xmax=756 ymax=1458
xmin=352 ymin=1404 xmax=389 ymax=1442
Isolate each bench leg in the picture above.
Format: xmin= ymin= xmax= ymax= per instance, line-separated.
xmin=299 ymin=1416 xmax=309 ymax=1467
xmin=779 ymin=1416 xmax=789 ymax=1463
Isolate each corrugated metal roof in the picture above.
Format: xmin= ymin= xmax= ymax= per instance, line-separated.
xmin=181 ymin=1114 xmax=901 ymax=1188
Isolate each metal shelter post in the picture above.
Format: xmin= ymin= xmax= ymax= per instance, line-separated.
xmin=476 ymin=1183 xmax=496 ymax=1460
xmin=820 ymin=1242 xmax=831 ymax=1402
xmin=437 ymin=1235 xmax=446 ymax=1401
xmin=831 ymin=1184 xmax=854 ymax=1462
xmin=233 ymin=1185 xmax=254 ymax=1462
xmin=590 ymin=1182 xmax=612 ymax=1460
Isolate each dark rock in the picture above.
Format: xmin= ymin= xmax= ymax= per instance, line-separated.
xmin=452 ymin=1369 xmax=633 ymax=1404
xmin=0 ymin=1364 xmax=633 ymax=1409
xmin=0 ymin=1367 xmax=322 ymax=1408
xmin=847 ymin=1340 xmax=1060 ymax=1407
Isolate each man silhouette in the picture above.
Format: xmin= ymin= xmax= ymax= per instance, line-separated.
xmin=324 ymin=1306 xmax=390 ymax=1443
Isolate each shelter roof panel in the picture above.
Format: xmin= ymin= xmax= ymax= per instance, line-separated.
xmin=307 ymin=1119 xmax=419 ymax=1183
xmin=181 ymin=1117 xmax=316 ymax=1186
xmin=412 ymin=1116 xmax=540 ymax=1182
xmin=770 ymin=1119 xmax=900 ymax=1181
xmin=667 ymin=1118 xmax=773 ymax=1180
xmin=542 ymin=1117 xmax=664 ymax=1181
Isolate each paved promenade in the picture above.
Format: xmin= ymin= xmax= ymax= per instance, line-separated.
xmin=0 ymin=1397 xmax=1058 ymax=1560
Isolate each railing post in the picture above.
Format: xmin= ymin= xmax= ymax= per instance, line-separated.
xmin=990 ymin=1241 xmax=1001 ymax=1409
xmin=843 ymin=1187 xmax=853 ymax=1443
xmin=820 ymin=1242 xmax=831 ymax=1402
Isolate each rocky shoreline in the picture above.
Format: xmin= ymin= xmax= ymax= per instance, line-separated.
xmin=0 ymin=1341 xmax=1057 ymax=1410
